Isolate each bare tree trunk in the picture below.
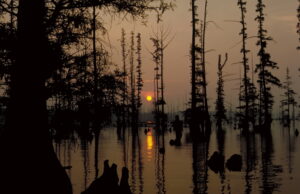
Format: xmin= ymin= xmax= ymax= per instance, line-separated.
xmin=92 ymin=1 xmax=99 ymax=126
xmin=238 ymin=0 xmax=249 ymax=130
xmin=191 ymin=0 xmax=196 ymax=126
xmin=202 ymin=0 xmax=211 ymax=129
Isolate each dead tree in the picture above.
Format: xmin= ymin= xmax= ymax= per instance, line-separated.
xmin=129 ymin=31 xmax=136 ymax=127
xmin=297 ymin=0 xmax=300 ymax=50
xmin=215 ymin=53 xmax=228 ymax=130
xmin=150 ymin=26 xmax=173 ymax=130
xmin=255 ymin=0 xmax=281 ymax=128
xmin=136 ymin=33 xmax=143 ymax=121
xmin=281 ymin=67 xmax=297 ymax=126
xmin=120 ymin=28 xmax=128 ymax=126
xmin=237 ymin=0 xmax=251 ymax=130
xmin=190 ymin=0 xmax=210 ymax=132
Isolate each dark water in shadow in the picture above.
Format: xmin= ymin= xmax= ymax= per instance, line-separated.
xmin=53 ymin=121 xmax=300 ymax=194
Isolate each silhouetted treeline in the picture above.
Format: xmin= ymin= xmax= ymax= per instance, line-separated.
xmin=0 ymin=1 xmax=174 ymax=193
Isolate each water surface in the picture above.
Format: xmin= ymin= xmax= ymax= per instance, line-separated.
xmin=54 ymin=121 xmax=300 ymax=194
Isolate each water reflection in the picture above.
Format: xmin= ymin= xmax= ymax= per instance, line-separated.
xmin=192 ymin=129 xmax=210 ymax=194
xmin=94 ymin=130 xmax=100 ymax=179
xmin=131 ymin=130 xmax=137 ymax=194
xmin=216 ymin=129 xmax=226 ymax=194
xmin=240 ymin=131 xmax=257 ymax=194
xmin=147 ymin=131 xmax=154 ymax=151
xmin=155 ymin=129 xmax=166 ymax=194
xmin=52 ymin=121 xmax=300 ymax=194
xmin=146 ymin=131 xmax=154 ymax=161
xmin=260 ymin=130 xmax=282 ymax=193
xmin=80 ymin=136 xmax=91 ymax=190
xmin=192 ymin=141 xmax=208 ymax=194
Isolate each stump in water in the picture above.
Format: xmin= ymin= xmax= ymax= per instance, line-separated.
xmin=226 ymin=154 xmax=242 ymax=171
xmin=82 ymin=160 xmax=132 ymax=194
xmin=207 ymin=151 xmax=225 ymax=173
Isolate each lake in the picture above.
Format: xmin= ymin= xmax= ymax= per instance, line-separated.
xmin=53 ymin=121 xmax=300 ymax=194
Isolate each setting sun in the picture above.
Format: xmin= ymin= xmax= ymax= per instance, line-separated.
xmin=146 ymin=95 xmax=152 ymax=102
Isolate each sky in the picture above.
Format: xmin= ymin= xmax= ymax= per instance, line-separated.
xmin=99 ymin=0 xmax=300 ymax=114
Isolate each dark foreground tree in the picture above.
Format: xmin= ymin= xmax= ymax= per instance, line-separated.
xmin=0 ymin=0 xmax=174 ymax=193
xmin=0 ymin=0 xmax=72 ymax=193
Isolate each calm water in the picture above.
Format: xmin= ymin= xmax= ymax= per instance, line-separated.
xmin=53 ymin=121 xmax=300 ymax=194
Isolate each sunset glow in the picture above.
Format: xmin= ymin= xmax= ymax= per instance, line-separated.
xmin=1 ymin=0 xmax=299 ymax=193
xmin=146 ymin=95 xmax=152 ymax=102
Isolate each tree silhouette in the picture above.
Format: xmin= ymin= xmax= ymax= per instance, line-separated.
xmin=281 ymin=67 xmax=297 ymax=126
xmin=297 ymin=0 xmax=300 ymax=50
xmin=215 ymin=53 xmax=228 ymax=130
xmin=190 ymin=0 xmax=210 ymax=131
xmin=136 ymin=33 xmax=143 ymax=121
xmin=255 ymin=0 xmax=281 ymax=129
xmin=190 ymin=0 xmax=197 ymax=126
xmin=237 ymin=0 xmax=253 ymax=130
xmin=129 ymin=31 xmax=137 ymax=127
xmin=120 ymin=28 xmax=129 ymax=126
xmin=150 ymin=32 xmax=162 ymax=127
xmin=1 ymin=1 xmax=73 ymax=193
xmin=0 ymin=0 xmax=17 ymax=100
xmin=0 ymin=0 xmax=174 ymax=193
xmin=150 ymin=26 xmax=172 ymax=130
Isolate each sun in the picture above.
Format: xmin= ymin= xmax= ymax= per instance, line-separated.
xmin=146 ymin=95 xmax=152 ymax=102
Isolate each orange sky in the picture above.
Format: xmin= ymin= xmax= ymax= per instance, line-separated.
xmin=99 ymin=0 xmax=300 ymax=114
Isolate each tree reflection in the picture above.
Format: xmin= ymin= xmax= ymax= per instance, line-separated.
xmin=260 ymin=130 xmax=282 ymax=193
xmin=191 ymin=126 xmax=211 ymax=194
xmin=155 ymin=127 xmax=166 ymax=194
xmin=216 ymin=128 xmax=226 ymax=194
xmin=241 ymin=131 xmax=258 ymax=194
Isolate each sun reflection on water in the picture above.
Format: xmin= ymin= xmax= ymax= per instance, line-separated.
xmin=146 ymin=130 xmax=154 ymax=161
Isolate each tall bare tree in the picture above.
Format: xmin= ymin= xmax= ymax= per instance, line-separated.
xmin=297 ymin=0 xmax=300 ymax=49
xmin=237 ymin=0 xmax=250 ymax=129
xmin=190 ymin=0 xmax=210 ymax=131
xmin=255 ymin=0 xmax=281 ymax=128
xmin=150 ymin=26 xmax=173 ymax=129
xmin=129 ymin=31 xmax=136 ymax=127
xmin=215 ymin=53 xmax=228 ymax=129
xmin=136 ymin=33 xmax=143 ymax=120
xmin=281 ymin=67 xmax=297 ymax=126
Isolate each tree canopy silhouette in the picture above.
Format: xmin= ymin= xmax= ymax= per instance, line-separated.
xmin=0 ymin=0 xmax=174 ymax=193
xmin=255 ymin=0 xmax=281 ymax=129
